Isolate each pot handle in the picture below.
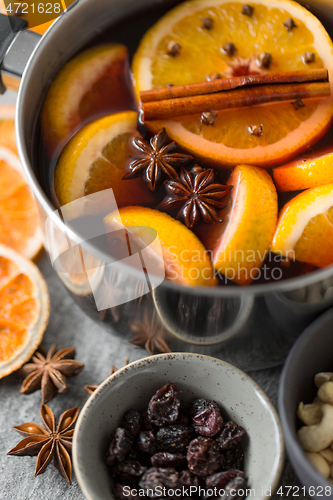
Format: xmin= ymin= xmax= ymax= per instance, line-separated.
xmin=0 ymin=13 xmax=41 ymax=93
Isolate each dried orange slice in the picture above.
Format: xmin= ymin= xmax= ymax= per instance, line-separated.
xmin=0 ymin=244 xmax=49 ymax=378
xmin=0 ymin=105 xmax=17 ymax=155
xmin=41 ymin=44 xmax=133 ymax=157
xmin=199 ymin=165 xmax=278 ymax=285
xmin=273 ymin=144 xmax=333 ymax=192
xmin=104 ymin=206 xmax=218 ymax=287
xmin=54 ymin=111 xmax=154 ymax=218
xmin=132 ymin=0 xmax=333 ymax=168
xmin=0 ymin=147 xmax=43 ymax=259
xmin=271 ymin=184 xmax=333 ymax=268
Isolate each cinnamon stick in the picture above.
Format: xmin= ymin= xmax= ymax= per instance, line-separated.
xmin=141 ymin=82 xmax=331 ymax=122
xmin=140 ymin=69 xmax=329 ymax=103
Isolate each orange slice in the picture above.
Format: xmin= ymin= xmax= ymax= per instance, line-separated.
xmin=273 ymin=144 xmax=333 ymax=192
xmin=0 ymin=244 xmax=49 ymax=378
xmin=54 ymin=111 xmax=154 ymax=218
xmin=200 ymin=165 xmax=278 ymax=285
xmin=41 ymin=44 xmax=133 ymax=157
xmin=271 ymin=184 xmax=333 ymax=268
xmin=104 ymin=206 xmax=217 ymax=287
xmin=0 ymin=147 xmax=43 ymax=259
xmin=0 ymin=105 xmax=17 ymax=155
xmin=132 ymin=0 xmax=333 ymax=168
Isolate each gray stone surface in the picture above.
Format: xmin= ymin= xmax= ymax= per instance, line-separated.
xmin=0 ymin=253 xmax=309 ymax=499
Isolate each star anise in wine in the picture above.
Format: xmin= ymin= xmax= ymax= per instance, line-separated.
xmin=130 ymin=310 xmax=171 ymax=355
xmin=122 ymin=128 xmax=193 ymax=191
xmin=157 ymin=166 xmax=232 ymax=228
xmin=84 ymin=358 xmax=129 ymax=395
xmin=20 ymin=345 xmax=84 ymax=404
xmin=7 ymin=404 xmax=79 ymax=484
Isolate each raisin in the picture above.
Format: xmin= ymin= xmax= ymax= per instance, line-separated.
xmin=151 ymin=452 xmax=187 ymax=470
xmin=122 ymin=410 xmax=141 ymax=437
xmin=147 ymin=383 xmax=182 ymax=427
xmin=179 ymin=469 xmax=202 ymax=488
xmin=141 ymin=411 xmax=154 ymax=431
xmin=139 ymin=467 xmax=180 ymax=497
xmin=137 ymin=430 xmax=157 ymax=455
xmin=216 ymin=421 xmax=245 ymax=450
xmin=156 ymin=425 xmax=194 ymax=453
xmin=190 ymin=398 xmax=223 ymax=437
xmin=206 ymin=469 xmax=244 ymax=489
xmin=221 ymin=476 xmax=248 ymax=500
xmin=187 ymin=437 xmax=223 ymax=477
xmin=114 ymin=483 xmax=139 ymax=500
xmin=106 ymin=428 xmax=133 ymax=466
xmin=112 ymin=459 xmax=147 ymax=486
xmin=177 ymin=412 xmax=190 ymax=426
xmin=221 ymin=443 xmax=244 ymax=471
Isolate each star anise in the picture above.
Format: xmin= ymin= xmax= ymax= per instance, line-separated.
xmin=130 ymin=310 xmax=171 ymax=355
xmin=157 ymin=166 xmax=232 ymax=228
xmin=84 ymin=358 xmax=130 ymax=395
xmin=20 ymin=345 xmax=84 ymax=404
xmin=122 ymin=128 xmax=193 ymax=191
xmin=7 ymin=404 xmax=79 ymax=484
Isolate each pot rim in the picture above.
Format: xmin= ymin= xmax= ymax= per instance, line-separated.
xmin=15 ymin=0 xmax=333 ymax=298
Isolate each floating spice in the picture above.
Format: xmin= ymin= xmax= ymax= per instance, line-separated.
xmin=249 ymin=124 xmax=264 ymax=136
xmin=123 ymin=128 xmax=193 ymax=191
xmin=167 ymin=41 xmax=181 ymax=56
xmin=202 ymin=17 xmax=214 ymax=29
xmin=158 ymin=166 xmax=232 ymax=228
xmin=242 ymin=4 xmax=254 ymax=16
xmin=223 ymin=42 xmax=236 ymax=57
xmin=201 ymin=111 xmax=217 ymax=125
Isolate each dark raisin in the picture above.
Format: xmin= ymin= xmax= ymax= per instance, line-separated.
xmin=187 ymin=436 xmax=223 ymax=477
xmin=112 ymin=459 xmax=147 ymax=486
xmin=106 ymin=428 xmax=133 ymax=466
xmin=216 ymin=421 xmax=245 ymax=450
xmin=221 ymin=443 xmax=244 ymax=471
xmin=151 ymin=452 xmax=187 ymax=470
xmin=156 ymin=424 xmax=194 ymax=453
xmin=122 ymin=410 xmax=141 ymax=437
xmin=114 ymin=483 xmax=139 ymax=500
xmin=139 ymin=467 xmax=180 ymax=497
xmin=137 ymin=430 xmax=157 ymax=455
xmin=221 ymin=476 xmax=248 ymax=500
xmin=179 ymin=469 xmax=202 ymax=488
xmin=141 ymin=411 xmax=154 ymax=431
xmin=206 ymin=469 xmax=244 ymax=489
xmin=190 ymin=398 xmax=223 ymax=437
xmin=148 ymin=383 xmax=182 ymax=427
xmin=177 ymin=412 xmax=190 ymax=426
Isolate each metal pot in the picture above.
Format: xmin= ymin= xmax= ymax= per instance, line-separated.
xmin=1 ymin=0 xmax=333 ymax=370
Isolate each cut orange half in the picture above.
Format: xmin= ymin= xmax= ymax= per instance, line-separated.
xmin=54 ymin=111 xmax=154 ymax=218
xmin=0 ymin=244 xmax=49 ymax=378
xmin=273 ymin=144 xmax=333 ymax=192
xmin=0 ymin=105 xmax=17 ymax=155
xmin=199 ymin=165 xmax=278 ymax=285
xmin=0 ymin=147 xmax=43 ymax=260
xmin=104 ymin=206 xmax=218 ymax=287
xmin=132 ymin=0 xmax=333 ymax=168
xmin=41 ymin=44 xmax=133 ymax=157
xmin=271 ymin=184 xmax=333 ymax=268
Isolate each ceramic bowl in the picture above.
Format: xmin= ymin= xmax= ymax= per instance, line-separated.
xmin=73 ymin=353 xmax=284 ymax=500
xmin=279 ymin=308 xmax=333 ymax=499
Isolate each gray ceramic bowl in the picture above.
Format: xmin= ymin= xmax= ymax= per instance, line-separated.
xmin=73 ymin=353 xmax=284 ymax=500
xmin=279 ymin=308 xmax=333 ymax=499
